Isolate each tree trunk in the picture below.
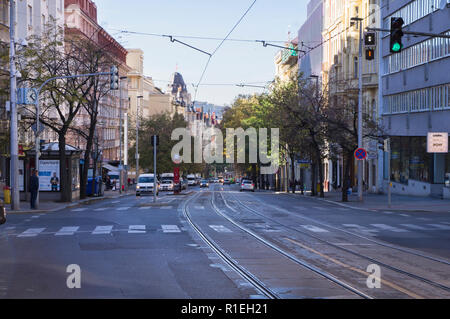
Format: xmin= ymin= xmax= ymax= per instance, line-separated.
xmin=290 ymin=153 xmax=296 ymax=193
xmin=58 ymin=132 xmax=70 ymax=202
xmin=317 ymin=151 xmax=325 ymax=198
xmin=310 ymin=162 xmax=317 ymax=196
xmin=342 ymin=152 xmax=352 ymax=202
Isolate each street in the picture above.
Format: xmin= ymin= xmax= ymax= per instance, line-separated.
xmin=1 ymin=184 xmax=449 ymax=299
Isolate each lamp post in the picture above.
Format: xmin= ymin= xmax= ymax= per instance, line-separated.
xmin=136 ymin=95 xmax=143 ymax=181
xmin=351 ymin=16 xmax=364 ymax=202
xmin=119 ymin=76 xmax=127 ymax=194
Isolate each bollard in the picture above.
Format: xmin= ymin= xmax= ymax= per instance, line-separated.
xmin=3 ymin=186 xmax=11 ymax=205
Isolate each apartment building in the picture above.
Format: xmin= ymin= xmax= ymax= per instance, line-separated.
xmin=380 ymin=0 xmax=450 ymax=198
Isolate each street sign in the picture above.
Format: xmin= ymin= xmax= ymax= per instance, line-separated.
xmin=427 ymin=132 xmax=448 ymax=153
xmin=31 ymin=123 xmax=44 ymax=136
xmin=354 ymin=148 xmax=367 ymax=160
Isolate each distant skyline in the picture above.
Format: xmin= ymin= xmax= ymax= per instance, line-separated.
xmin=95 ymin=0 xmax=308 ymax=105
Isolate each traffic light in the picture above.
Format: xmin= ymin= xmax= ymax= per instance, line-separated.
xmin=390 ymin=17 xmax=404 ymax=53
xmin=364 ymin=32 xmax=376 ymax=46
xmin=110 ymin=66 xmax=119 ymax=90
xmin=366 ymin=48 xmax=375 ymax=60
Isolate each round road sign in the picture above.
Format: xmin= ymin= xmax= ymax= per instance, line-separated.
xmin=354 ymin=148 xmax=367 ymax=160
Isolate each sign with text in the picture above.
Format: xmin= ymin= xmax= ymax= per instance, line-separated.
xmin=39 ymin=160 xmax=60 ymax=191
xmin=427 ymin=132 xmax=448 ymax=153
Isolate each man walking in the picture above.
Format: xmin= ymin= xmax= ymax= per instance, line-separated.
xmin=30 ymin=170 xmax=39 ymax=209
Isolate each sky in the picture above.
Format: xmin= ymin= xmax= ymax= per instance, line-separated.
xmin=95 ymin=0 xmax=308 ymax=106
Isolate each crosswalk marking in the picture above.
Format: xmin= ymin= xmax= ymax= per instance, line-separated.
xmin=116 ymin=207 xmax=131 ymax=211
xmin=128 ymin=225 xmax=146 ymax=234
xmin=400 ymin=224 xmax=433 ymax=231
xmin=94 ymin=208 xmax=108 ymax=211
xmin=428 ymin=224 xmax=450 ymax=230
xmin=371 ymin=224 xmax=409 ymax=232
xmin=301 ymin=225 xmax=329 ymax=233
xmin=92 ymin=226 xmax=113 ymax=235
xmin=161 ymin=225 xmax=181 ymax=233
xmin=209 ymin=225 xmax=233 ymax=233
xmin=112 ymin=201 xmax=120 ymax=204
xmin=343 ymin=224 xmax=379 ymax=233
xmin=55 ymin=227 xmax=79 ymax=236
xmin=18 ymin=228 xmax=46 ymax=237
xmin=399 ymin=214 xmax=411 ymax=217
xmin=72 ymin=208 xmax=87 ymax=212
xmin=139 ymin=206 xmax=152 ymax=210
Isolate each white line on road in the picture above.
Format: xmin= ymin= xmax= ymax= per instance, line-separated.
xmin=116 ymin=207 xmax=131 ymax=211
xmin=371 ymin=224 xmax=409 ymax=232
xmin=343 ymin=224 xmax=379 ymax=233
xmin=160 ymin=206 xmax=173 ymax=210
xmin=427 ymin=224 xmax=450 ymax=230
xmin=139 ymin=206 xmax=153 ymax=210
xmin=72 ymin=208 xmax=87 ymax=212
xmin=300 ymin=225 xmax=329 ymax=233
xmin=112 ymin=201 xmax=120 ymax=204
xmin=18 ymin=228 xmax=46 ymax=237
xmin=55 ymin=227 xmax=80 ymax=236
xmin=195 ymin=206 xmax=205 ymax=210
xmin=92 ymin=226 xmax=113 ymax=235
xmin=162 ymin=225 xmax=181 ymax=233
xmin=312 ymin=206 xmax=327 ymax=211
xmin=383 ymin=211 xmax=394 ymax=214
xmin=209 ymin=225 xmax=233 ymax=233
xmin=94 ymin=208 xmax=108 ymax=211
xmin=400 ymin=224 xmax=434 ymax=231
xmin=128 ymin=225 xmax=146 ymax=234
xmin=399 ymin=214 xmax=411 ymax=217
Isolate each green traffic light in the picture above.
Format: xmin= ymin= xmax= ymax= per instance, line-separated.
xmin=391 ymin=42 xmax=401 ymax=52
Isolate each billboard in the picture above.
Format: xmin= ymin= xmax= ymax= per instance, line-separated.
xmin=427 ymin=133 xmax=449 ymax=153
xmin=39 ymin=160 xmax=60 ymax=191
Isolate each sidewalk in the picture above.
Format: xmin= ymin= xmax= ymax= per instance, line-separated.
xmin=4 ymin=189 xmax=135 ymax=214
xmin=288 ymin=190 xmax=450 ymax=213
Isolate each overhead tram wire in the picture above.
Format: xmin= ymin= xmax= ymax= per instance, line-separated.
xmin=193 ymin=0 xmax=258 ymax=104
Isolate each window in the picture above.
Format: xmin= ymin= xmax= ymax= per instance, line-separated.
xmin=353 ymin=57 xmax=358 ymax=78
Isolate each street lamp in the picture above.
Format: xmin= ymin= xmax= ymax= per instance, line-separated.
xmin=119 ymin=76 xmax=127 ymax=194
xmin=136 ymin=95 xmax=144 ymax=180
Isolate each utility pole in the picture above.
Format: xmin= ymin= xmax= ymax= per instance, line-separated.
xmin=119 ymin=76 xmax=127 ymax=194
xmin=9 ymin=0 xmax=20 ymax=210
xmin=352 ymin=17 xmax=364 ymax=202
xmin=153 ymin=135 xmax=157 ymax=203
xmin=136 ymin=96 xmax=143 ymax=180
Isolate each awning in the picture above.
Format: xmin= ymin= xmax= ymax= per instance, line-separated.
xmin=103 ymin=164 xmax=119 ymax=171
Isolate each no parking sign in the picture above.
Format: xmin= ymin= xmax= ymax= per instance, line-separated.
xmin=354 ymin=148 xmax=367 ymax=160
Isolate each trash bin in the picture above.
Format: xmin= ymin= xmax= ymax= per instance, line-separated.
xmin=3 ymin=186 xmax=11 ymax=205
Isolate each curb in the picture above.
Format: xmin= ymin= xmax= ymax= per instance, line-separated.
xmin=6 ymin=192 xmax=134 ymax=214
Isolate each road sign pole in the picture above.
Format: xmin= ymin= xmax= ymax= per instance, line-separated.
xmin=153 ymin=135 xmax=157 ymax=203
xmin=357 ymin=18 xmax=364 ymax=202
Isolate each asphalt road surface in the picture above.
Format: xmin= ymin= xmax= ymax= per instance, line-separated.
xmin=1 ymin=184 xmax=449 ymax=299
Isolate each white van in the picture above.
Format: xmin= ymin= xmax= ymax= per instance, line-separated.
xmin=187 ymin=174 xmax=197 ymax=186
xmin=136 ymin=174 xmax=159 ymax=196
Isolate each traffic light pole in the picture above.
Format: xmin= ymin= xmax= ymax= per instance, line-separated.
xmin=9 ymin=0 xmax=20 ymax=210
xmin=366 ymin=28 xmax=450 ymax=39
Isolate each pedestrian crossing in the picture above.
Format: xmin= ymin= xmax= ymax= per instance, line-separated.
xmin=70 ymin=206 xmax=175 ymax=212
xmin=12 ymin=224 xmax=184 ymax=238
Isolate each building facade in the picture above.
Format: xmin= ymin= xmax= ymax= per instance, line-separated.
xmin=380 ymin=0 xmax=450 ymax=198
xmin=65 ymin=0 xmax=130 ymax=164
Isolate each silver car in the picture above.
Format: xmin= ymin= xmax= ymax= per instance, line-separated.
xmin=240 ymin=179 xmax=255 ymax=192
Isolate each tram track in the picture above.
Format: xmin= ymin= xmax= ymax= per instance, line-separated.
xmin=220 ymin=191 xmax=450 ymax=298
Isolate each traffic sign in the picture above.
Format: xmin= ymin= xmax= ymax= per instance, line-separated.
xmin=354 ymin=148 xmax=367 ymax=160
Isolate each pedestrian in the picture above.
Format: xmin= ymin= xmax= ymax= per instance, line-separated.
xmin=50 ymin=172 xmax=59 ymax=192
xmin=30 ymin=169 xmax=39 ymax=209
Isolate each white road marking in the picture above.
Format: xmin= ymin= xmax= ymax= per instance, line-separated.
xmin=336 ymin=208 xmax=349 ymax=211
xmin=18 ymin=228 xmax=46 ymax=237
xmin=209 ymin=225 xmax=233 ymax=233
xmin=428 ymin=224 xmax=450 ymax=230
xmin=139 ymin=206 xmax=152 ymax=210
xmin=312 ymin=206 xmax=327 ymax=211
xmin=300 ymin=225 xmax=329 ymax=233
xmin=112 ymin=201 xmax=120 ymax=204
xmin=371 ymin=224 xmax=409 ymax=232
xmin=116 ymin=207 xmax=131 ymax=211
xmin=343 ymin=224 xmax=379 ymax=233
xmin=162 ymin=225 xmax=181 ymax=233
xmin=55 ymin=227 xmax=79 ymax=236
xmin=31 ymin=216 xmax=40 ymax=219
xmin=400 ymin=224 xmax=433 ymax=231
xmin=195 ymin=206 xmax=205 ymax=210
xmin=128 ymin=225 xmax=146 ymax=234
xmin=399 ymin=214 xmax=411 ymax=217
xmin=94 ymin=208 xmax=108 ymax=211
xmin=160 ymin=206 xmax=173 ymax=210
xmin=72 ymin=208 xmax=87 ymax=212
xmin=92 ymin=226 xmax=113 ymax=235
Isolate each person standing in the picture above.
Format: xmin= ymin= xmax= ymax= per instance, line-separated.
xmin=50 ymin=173 xmax=59 ymax=192
xmin=30 ymin=170 xmax=39 ymax=209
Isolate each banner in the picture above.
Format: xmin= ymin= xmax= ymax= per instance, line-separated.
xmin=39 ymin=160 xmax=60 ymax=191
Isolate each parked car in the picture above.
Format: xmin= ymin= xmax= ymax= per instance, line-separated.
xmin=200 ymin=180 xmax=209 ymax=188
xmin=180 ymin=178 xmax=188 ymax=190
xmin=240 ymin=179 xmax=255 ymax=192
xmin=0 ymin=198 xmax=6 ymax=225
xmin=160 ymin=179 xmax=174 ymax=191
xmin=136 ymin=174 xmax=159 ymax=196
